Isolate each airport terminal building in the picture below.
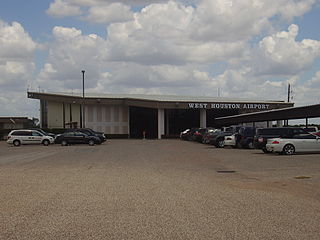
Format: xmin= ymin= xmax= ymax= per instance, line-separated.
xmin=28 ymin=92 xmax=294 ymax=139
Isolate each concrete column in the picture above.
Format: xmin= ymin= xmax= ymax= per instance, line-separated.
xmin=306 ymin=118 xmax=308 ymax=128
xmin=200 ymin=109 xmax=207 ymax=128
xmin=165 ymin=110 xmax=170 ymax=135
xmin=276 ymin=120 xmax=283 ymax=127
xmin=158 ymin=108 xmax=165 ymax=139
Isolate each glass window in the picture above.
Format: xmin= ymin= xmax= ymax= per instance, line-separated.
xmin=75 ymin=132 xmax=85 ymax=136
xmin=19 ymin=131 xmax=32 ymax=136
xmin=292 ymin=133 xmax=316 ymax=139
xmin=32 ymin=131 xmax=42 ymax=136
xmin=64 ymin=132 xmax=75 ymax=136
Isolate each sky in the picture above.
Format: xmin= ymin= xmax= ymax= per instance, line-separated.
xmin=1 ymin=0 xmax=320 ymax=124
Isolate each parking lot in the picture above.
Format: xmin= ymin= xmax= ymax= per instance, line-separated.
xmin=1 ymin=139 xmax=320 ymax=239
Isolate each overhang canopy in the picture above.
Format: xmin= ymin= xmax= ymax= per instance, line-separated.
xmin=214 ymin=104 xmax=320 ymax=126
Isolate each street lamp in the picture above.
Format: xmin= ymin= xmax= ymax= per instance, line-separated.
xmin=82 ymin=70 xmax=85 ymax=128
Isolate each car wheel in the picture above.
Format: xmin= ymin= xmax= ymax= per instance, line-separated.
xmin=262 ymin=148 xmax=272 ymax=153
xmin=247 ymin=142 xmax=254 ymax=149
xmin=283 ymin=144 xmax=295 ymax=155
xmin=61 ymin=140 xmax=68 ymax=146
xmin=88 ymin=140 xmax=95 ymax=146
xmin=13 ymin=140 xmax=21 ymax=147
xmin=42 ymin=140 xmax=50 ymax=146
xmin=216 ymin=138 xmax=224 ymax=148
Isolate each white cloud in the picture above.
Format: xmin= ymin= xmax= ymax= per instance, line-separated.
xmin=0 ymin=20 xmax=37 ymax=89
xmin=103 ymin=1 xmax=246 ymax=65
xmin=0 ymin=20 xmax=38 ymax=117
xmin=0 ymin=21 xmax=37 ymax=60
xmin=305 ymin=71 xmax=320 ymax=88
xmin=52 ymin=26 xmax=82 ymax=40
xmin=252 ymin=24 xmax=320 ymax=75
xmin=35 ymin=1 xmax=320 ymax=117
xmin=86 ymin=2 xmax=134 ymax=23
xmin=46 ymin=0 xmax=169 ymax=21
xmin=277 ymin=0 xmax=315 ymax=20
xmin=46 ymin=0 xmax=82 ymax=18
xmin=37 ymin=26 xmax=107 ymax=91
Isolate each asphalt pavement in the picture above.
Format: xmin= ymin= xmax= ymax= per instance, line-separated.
xmin=0 ymin=140 xmax=320 ymax=239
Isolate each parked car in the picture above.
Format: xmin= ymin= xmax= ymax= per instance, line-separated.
xmin=29 ymin=128 xmax=55 ymax=138
xmin=206 ymin=125 xmax=241 ymax=148
xmin=180 ymin=129 xmax=190 ymax=140
xmin=7 ymin=129 xmax=54 ymax=146
xmin=180 ymin=128 xmax=200 ymax=141
xmin=303 ymin=127 xmax=318 ymax=133
xmin=64 ymin=128 xmax=106 ymax=143
xmin=191 ymin=127 xmax=216 ymax=143
xmin=254 ymin=127 xmax=309 ymax=153
xmin=224 ymin=134 xmax=237 ymax=148
xmin=236 ymin=127 xmax=256 ymax=148
xmin=55 ymin=131 xmax=101 ymax=146
xmin=266 ymin=132 xmax=320 ymax=155
xmin=202 ymin=128 xmax=220 ymax=144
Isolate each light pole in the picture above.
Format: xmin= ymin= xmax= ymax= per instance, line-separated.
xmin=82 ymin=70 xmax=85 ymax=128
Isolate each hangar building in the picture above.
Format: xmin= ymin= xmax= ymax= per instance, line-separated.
xmin=28 ymin=92 xmax=294 ymax=139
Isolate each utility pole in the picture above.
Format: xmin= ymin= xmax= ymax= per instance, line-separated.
xmin=285 ymin=83 xmax=291 ymax=126
xmin=82 ymin=70 xmax=85 ymax=128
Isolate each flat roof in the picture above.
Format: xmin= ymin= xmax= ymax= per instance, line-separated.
xmin=28 ymin=92 xmax=287 ymax=104
xmin=28 ymin=91 xmax=294 ymax=111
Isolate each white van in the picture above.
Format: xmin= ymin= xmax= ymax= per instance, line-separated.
xmin=7 ymin=130 xmax=54 ymax=146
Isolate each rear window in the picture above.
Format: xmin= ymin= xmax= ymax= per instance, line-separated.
xmin=257 ymin=128 xmax=282 ymax=135
xmin=304 ymin=127 xmax=317 ymax=132
xmin=257 ymin=128 xmax=307 ymax=136
xmin=240 ymin=127 xmax=256 ymax=136
xmin=64 ymin=132 xmax=75 ymax=136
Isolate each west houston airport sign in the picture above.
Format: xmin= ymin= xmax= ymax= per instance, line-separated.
xmin=188 ymin=103 xmax=270 ymax=110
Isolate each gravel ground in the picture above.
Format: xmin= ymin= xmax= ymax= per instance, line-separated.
xmin=0 ymin=139 xmax=320 ymax=240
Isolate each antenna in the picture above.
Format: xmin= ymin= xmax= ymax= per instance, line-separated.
xmin=287 ymin=83 xmax=291 ymax=102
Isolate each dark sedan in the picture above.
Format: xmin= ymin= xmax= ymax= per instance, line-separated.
xmin=55 ymin=131 xmax=101 ymax=146
xmin=65 ymin=128 xmax=106 ymax=143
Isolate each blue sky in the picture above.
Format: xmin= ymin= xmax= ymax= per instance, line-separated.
xmin=0 ymin=0 xmax=320 ymax=124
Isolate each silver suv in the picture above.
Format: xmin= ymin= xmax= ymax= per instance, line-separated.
xmin=7 ymin=130 xmax=54 ymax=146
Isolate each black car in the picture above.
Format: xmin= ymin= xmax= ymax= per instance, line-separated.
xmin=192 ymin=127 xmax=215 ymax=143
xmin=55 ymin=131 xmax=101 ymax=146
xmin=180 ymin=128 xmax=200 ymax=141
xmin=235 ymin=127 xmax=256 ymax=148
xmin=253 ymin=127 xmax=308 ymax=153
xmin=65 ymin=128 xmax=106 ymax=143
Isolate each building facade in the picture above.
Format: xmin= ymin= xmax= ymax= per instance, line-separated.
xmin=28 ymin=92 xmax=294 ymax=139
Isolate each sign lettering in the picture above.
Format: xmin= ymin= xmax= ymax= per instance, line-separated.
xmin=188 ymin=103 xmax=270 ymax=110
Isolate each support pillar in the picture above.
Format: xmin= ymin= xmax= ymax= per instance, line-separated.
xmin=158 ymin=108 xmax=165 ymax=139
xmin=276 ymin=120 xmax=283 ymax=127
xmin=200 ymin=109 xmax=206 ymax=128
xmin=306 ymin=118 xmax=308 ymax=128
xmin=165 ymin=110 xmax=170 ymax=135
